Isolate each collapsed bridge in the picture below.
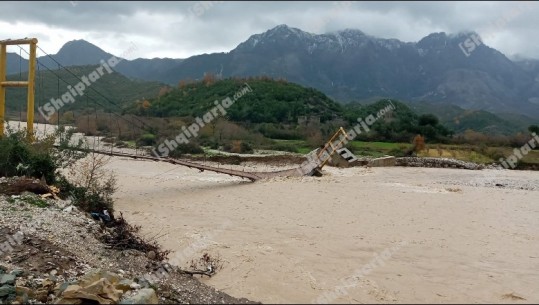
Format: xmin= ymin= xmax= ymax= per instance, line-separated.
xmin=55 ymin=128 xmax=349 ymax=182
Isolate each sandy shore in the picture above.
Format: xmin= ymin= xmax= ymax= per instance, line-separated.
xmin=103 ymin=156 xmax=539 ymax=304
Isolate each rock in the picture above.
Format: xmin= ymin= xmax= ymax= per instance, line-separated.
xmin=21 ymin=191 xmax=34 ymax=197
xmin=63 ymin=206 xmax=75 ymax=213
xmin=49 ymin=293 xmax=57 ymax=301
xmin=129 ymin=282 xmax=141 ymax=290
xmin=120 ymin=288 xmax=158 ymax=304
xmin=14 ymin=278 xmax=26 ymax=288
xmin=35 ymin=288 xmax=49 ymax=303
xmin=146 ymin=251 xmax=156 ymax=260
xmin=10 ymin=269 xmax=24 ymax=277
xmin=61 ymin=278 xmax=123 ymax=304
xmin=395 ymin=157 xmax=482 ymax=170
xmin=42 ymin=278 xmax=55 ymax=287
xmin=53 ymin=297 xmax=83 ymax=304
xmin=54 ymin=281 xmax=75 ymax=296
xmin=60 ymin=285 xmax=82 ymax=296
xmin=116 ymin=279 xmax=134 ymax=292
xmin=15 ymin=286 xmax=33 ymax=298
xmin=55 ymin=199 xmax=71 ymax=209
xmin=79 ymin=269 xmax=121 ymax=287
xmin=0 ymin=285 xmax=16 ymax=297
xmin=138 ymin=277 xmax=151 ymax=288
xmin=81 ymin=278 xmax=123 ymax=303
xmin=15 ymin=291 xmax=29 ymax=304
xmin=61 ymin=284 xmax=110 ymax=304
xmin=0 ymin=266 xmax=6 ymax=274
xmin=0 ymin=274 xmax=16 ymax=285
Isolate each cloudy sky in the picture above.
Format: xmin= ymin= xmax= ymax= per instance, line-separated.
xmin=1 ymin=1 xmax=538 ymax=60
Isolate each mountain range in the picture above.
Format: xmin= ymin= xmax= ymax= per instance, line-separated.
xmin=5 ymin=24 xmax=539 ymax=120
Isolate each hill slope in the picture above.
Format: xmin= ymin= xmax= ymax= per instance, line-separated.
xmin=5 ymin=65 xmax=164 ymax=116
xmin=406 ymin=101 xmax=535 ymax=135
xmin=5 ymin=40 xmax=183 ymax=82
xmin=131 ymin=77 xmax=344 ymax=123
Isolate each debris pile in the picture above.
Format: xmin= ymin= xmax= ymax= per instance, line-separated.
xmin=395 ymin=157 xmax=486 ymax=170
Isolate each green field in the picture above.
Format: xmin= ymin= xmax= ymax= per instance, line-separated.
xmin=270 ymin=139 xmax=312 ymax=154
xmin=348 ymin=141 xmax=409 ymax=158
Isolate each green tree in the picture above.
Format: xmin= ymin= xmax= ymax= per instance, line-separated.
xmin=418 ymin=114 xmax=439 ymax=126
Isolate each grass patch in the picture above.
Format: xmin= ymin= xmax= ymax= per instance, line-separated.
xmin=267 ymin=139 xmax=311 ymax=154
xmin=296 ymin=147 xmax=312 ymax=154
xmin=21 ymin=195 xmax=50 ymax=208
xmin=350 ymin=141 xmax=406 ymax=150
xmin=522 ymin=150 xmax=539 ymax=164
xmin=349 ymin=141 xmax=410 ymax=157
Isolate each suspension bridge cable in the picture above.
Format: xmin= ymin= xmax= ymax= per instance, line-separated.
xmin=16 ymin=45 xmax=152 ymax=135
xmin=35 ymin=45 xmax=153 ymax=130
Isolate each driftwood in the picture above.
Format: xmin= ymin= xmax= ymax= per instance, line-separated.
xmin=179 ymin=269 xmax=214 ymax=277
xmin=0 ymin=177 xmax=51 ymax=196
xmin=99 ymin=213 xmax=171 ymax=261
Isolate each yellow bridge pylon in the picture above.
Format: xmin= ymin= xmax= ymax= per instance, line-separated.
xmin=0 ymin=38 xmax=38 ymax=140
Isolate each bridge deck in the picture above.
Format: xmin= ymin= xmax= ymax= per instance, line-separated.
xmin=54 ymin=146 xmax=320 ymax=181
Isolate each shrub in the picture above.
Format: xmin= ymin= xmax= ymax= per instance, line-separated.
xmin=0 ymin=127 xmax=86 ymax=184
xmin=222 ymin=140 xmax=253 ymax=154
xmin=198 ymin=137 xmax=219 ymax=149
xmin=240 ymin=141 xmax=254 ymax=154
xmin=64 ymin=153 xmax=117 ymax=215
xmin=26 ymin=152 xmax=57 ymax=183
xmin=169 ymin=142 xmax=204 ymax=158
xmin=137 ymin=133 xmax=157 ymax=146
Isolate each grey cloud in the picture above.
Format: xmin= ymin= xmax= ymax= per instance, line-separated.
xmin=0 ymin=1 xmax=537 ymax=59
